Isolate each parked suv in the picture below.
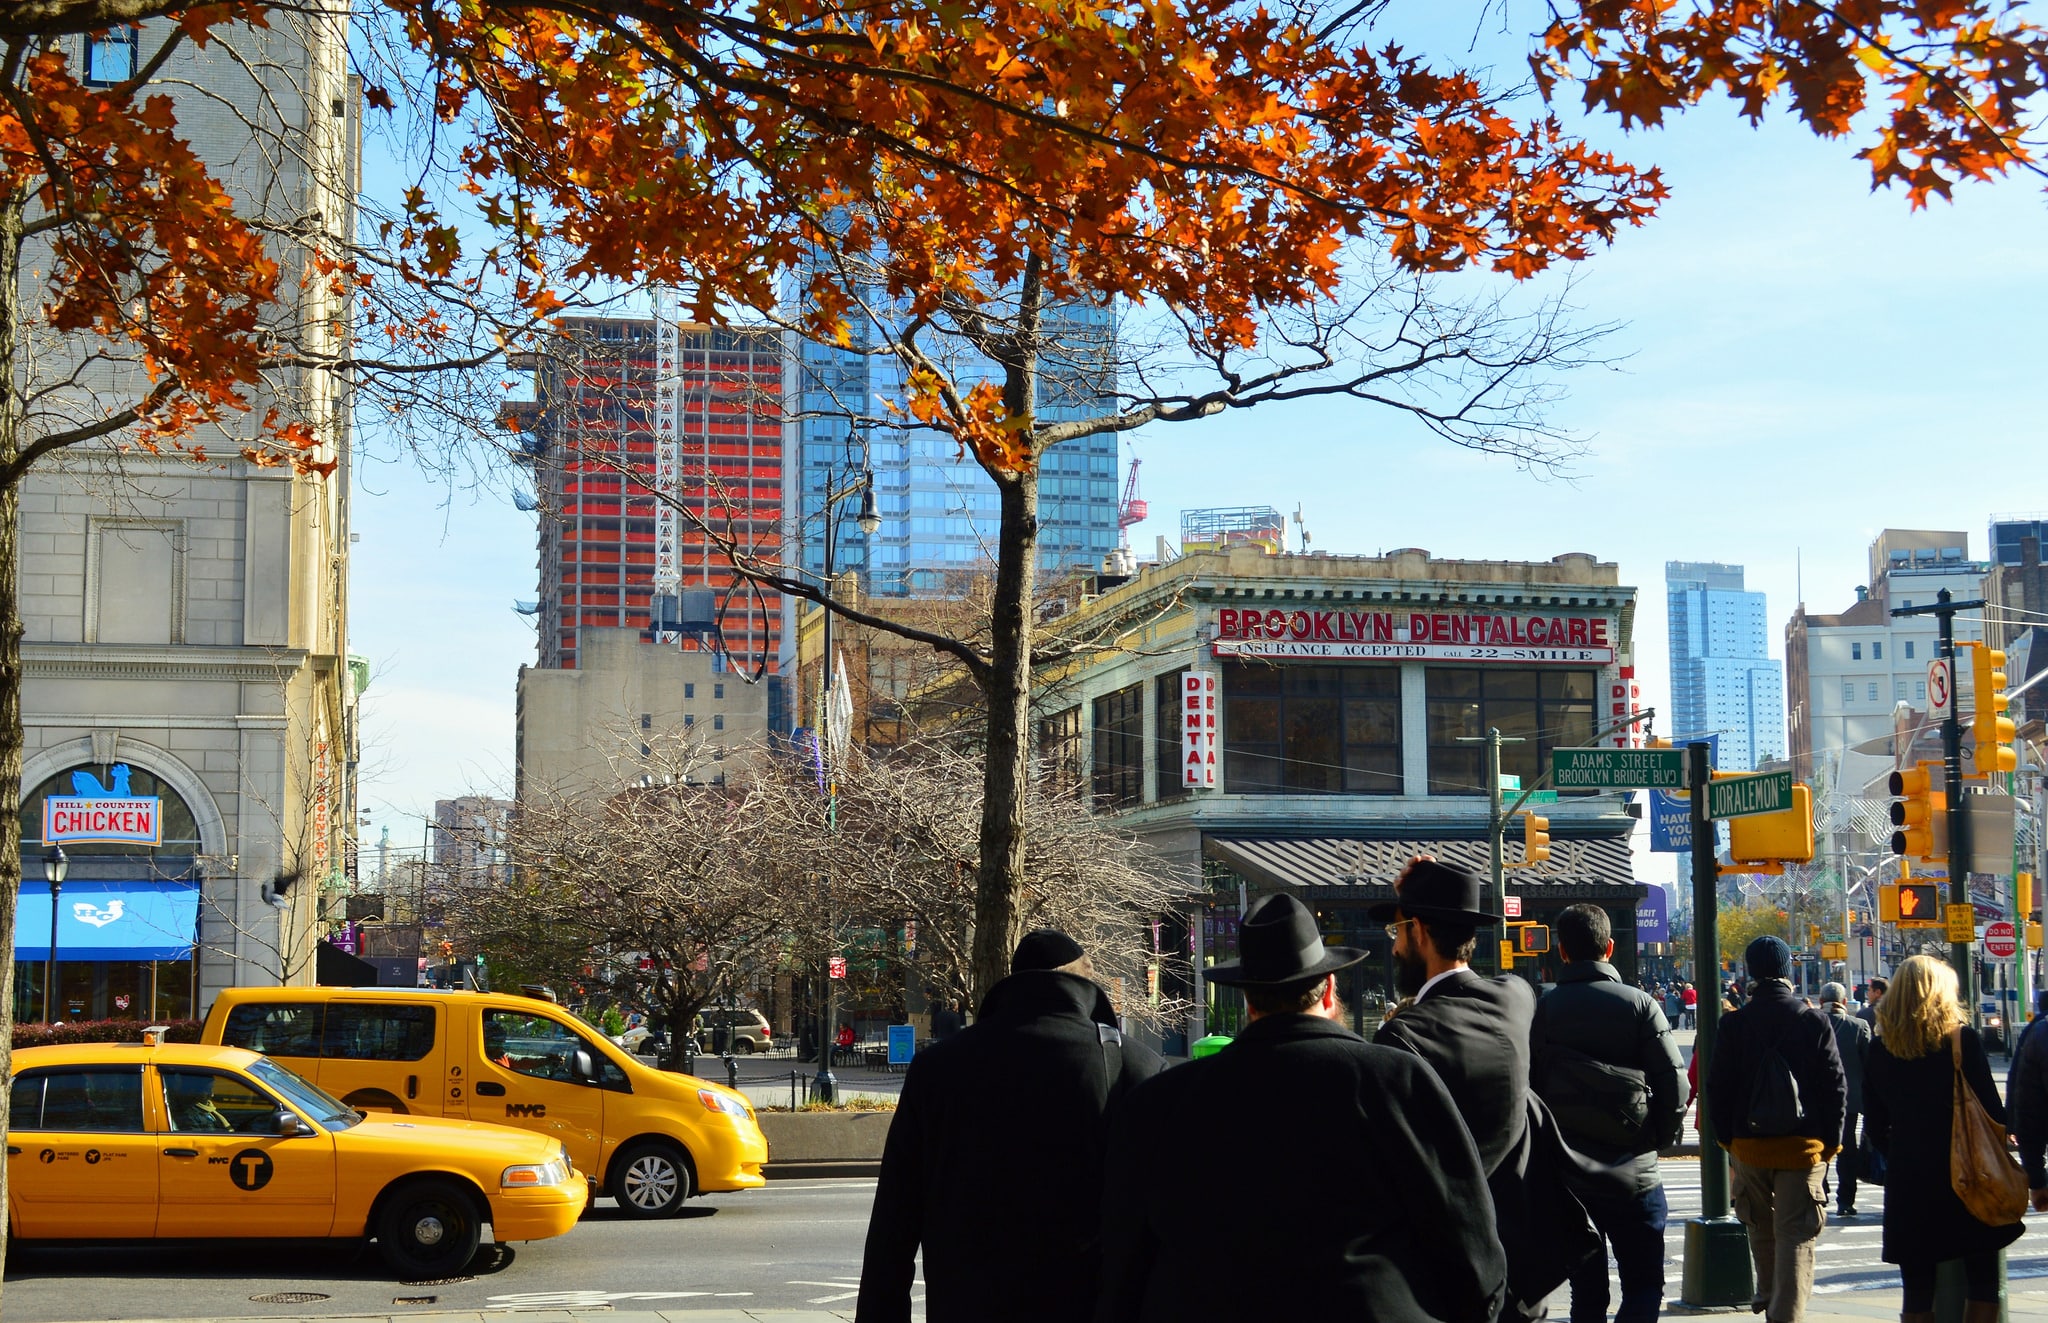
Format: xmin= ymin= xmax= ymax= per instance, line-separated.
xmin=202 ymin=986 xmax=767 ymax=1219
xmin=694 ymin=1008 xmax=772 ymax=1055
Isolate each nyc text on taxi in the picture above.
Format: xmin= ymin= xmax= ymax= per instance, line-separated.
xmin=6 ymin=1037 xmax=584 ymax=1276
xmin=203 ymin=987 xmax=768 ymax=1217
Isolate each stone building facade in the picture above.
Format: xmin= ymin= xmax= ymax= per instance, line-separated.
xmin=12 ymin=12 xmax=360 ymax=1019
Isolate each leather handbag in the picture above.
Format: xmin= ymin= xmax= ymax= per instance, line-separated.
xmin=1950 ymin=1029 xmax=2028 ymax=1226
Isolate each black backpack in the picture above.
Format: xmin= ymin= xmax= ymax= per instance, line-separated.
xmin=1539 ymin=1042 xmax=1657 ymax=1154
xmin=1744 ymin=1033 xmax=1806 ymax=1137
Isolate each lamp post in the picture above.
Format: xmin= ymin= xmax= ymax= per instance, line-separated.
xmin=813 ymin=467 xmax=878 ymax=1105
xmin=43 ymin=844 xmax=69 ymax=1022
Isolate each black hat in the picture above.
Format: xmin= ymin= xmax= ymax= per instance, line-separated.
xmin=1366 ymin=859 xmax=1502 ymax=926
xmin=1012 ymin=929 xmax=1085 ymax=973
xmin=1746 ymin=935 xmax=1791 ymax=981
xmin=1205 ymin=893 xmax=1367 ymax=988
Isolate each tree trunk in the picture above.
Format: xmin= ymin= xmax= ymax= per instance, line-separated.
xmin=970 ymin=464 xmax=1039 ymax=1003
xmin=0 ymin=193 xmax=28 ymax=1290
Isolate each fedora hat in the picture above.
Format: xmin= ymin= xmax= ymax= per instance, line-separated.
xmin=1205 ymin=893 xmax=1368 ymax=988
xmin=1365 ymin=858 xmax=1502 ymax=926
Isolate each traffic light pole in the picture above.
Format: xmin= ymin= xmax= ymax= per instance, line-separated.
xmin=1682 ymin=738 xmax=1754 ymax=1306
xmin=1892 ymin=588 xmax=1983 ymax=1020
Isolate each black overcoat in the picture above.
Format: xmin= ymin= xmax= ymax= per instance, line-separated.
xmin=1865 ymin=1026 xmax=2025 ymax=1266
xmin=855 ymin=970 xmax=1162 ymax=1323
xmin=1376 ymin=969 xmax=1605 ymax=1306
xmin=1095 ymin=1013 xmax=1507 ymax=1323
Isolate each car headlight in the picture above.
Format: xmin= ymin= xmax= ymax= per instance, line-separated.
xmin=699 ymin=1087 xmax=750 ymax=1120
xmin=502 ymin=1158 xmax=570 ymax=1189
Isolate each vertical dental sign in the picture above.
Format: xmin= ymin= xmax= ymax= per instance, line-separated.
xmin=1182 ymin=669 xmax=1220 ymax=789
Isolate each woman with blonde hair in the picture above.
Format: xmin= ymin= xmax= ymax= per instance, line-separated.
xmin=1864 ymin=955 xmax=2022 ymax=1323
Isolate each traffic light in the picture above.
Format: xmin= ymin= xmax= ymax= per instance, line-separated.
xmin=1888 ymin=762 xmax=1948 ymax=860
xmin=1522 ymin=811 xmax=1550 ymax=866
xmin=2022 ymin=872 xmax=2036 ymax=921
xmin=1517 ymin=924 xmax=1550 ymax=954
xmin=439 ymin=939 xmax=455 ymax=959
xmin=1896 ymin=881 xmax=1942 ymax=926
xmin=1809 ymin=923 xmax=1822 ymax=946
xmin=1970 ymin=643 xmax=2018 ymax=776
xmin=1727 ymin=783 xmax=1815 ymax=863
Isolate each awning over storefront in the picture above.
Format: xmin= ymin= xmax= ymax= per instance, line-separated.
xmin=15 ymin=880 xmax=200 ymax=961
xmin=1205 ymin=835 xmax=1639 ymax=897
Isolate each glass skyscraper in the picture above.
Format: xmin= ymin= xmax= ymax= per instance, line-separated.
xmin=1666 ymin=561 xmax=1787 ymax=770
xmin=782 ymin=287 xmax=1119 ymax=603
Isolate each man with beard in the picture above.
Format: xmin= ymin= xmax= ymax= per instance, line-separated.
xmin=1374 ymin=858 xmax=1603 ymax=1323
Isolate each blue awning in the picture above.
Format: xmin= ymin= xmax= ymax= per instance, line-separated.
xmin=16 ymin=881 xmax=199 ymax=961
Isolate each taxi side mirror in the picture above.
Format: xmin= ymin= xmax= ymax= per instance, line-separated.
xmin=275 ymin=1109 xmax=304 ymax=1138
xmin=570 ymin=1048 xmax=595 ymax=1081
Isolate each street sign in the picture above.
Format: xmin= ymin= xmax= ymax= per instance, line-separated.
xmin=1499 ymin=774 xmax=1522 ymax=792
xmin=1551 ymin=747 xmax=1686 ymax=789
xmin=1986 ymin=921 xmax=2018 ymax=958
xmin=1706 ymin=769 xmax=1795 ymax=819
xmin=1499 ymin=939 xmax=1516 ymax=967
xmin=1503 ymin=895 xmax=1523 ymax=918
xmin=1523 ymin=790 xmax=1559 ymax=805
xmin=828 ymin=956 xmax=847 ymax=979
xmin=1947 ymin=903 xmax=1977 ymax=943
xmin=1928 ymin=658 xmax=1952 ymax=715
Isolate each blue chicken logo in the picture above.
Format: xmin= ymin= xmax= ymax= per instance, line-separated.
xmin=70 ymin=765 xmax=132 ymax=798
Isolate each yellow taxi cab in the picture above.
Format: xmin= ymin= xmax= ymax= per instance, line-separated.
xmin=6 ymin=1035 xmax=585 ymax=1277
xmin=202 ymin=986 xmax=768 ymax=1217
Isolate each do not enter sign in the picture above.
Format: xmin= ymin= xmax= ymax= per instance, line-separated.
xmin=1986 ymin=921 xmax=2019 ymax=958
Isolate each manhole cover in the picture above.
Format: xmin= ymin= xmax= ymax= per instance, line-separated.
xmin=402 ymin=1276 xmax=474 ymax=1286
xmin=250 ymin=1293 xmax=331 ymax=1305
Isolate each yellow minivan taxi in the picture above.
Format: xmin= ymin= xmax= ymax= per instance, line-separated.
xmin=202 ymin=986 xmax=768 ymax=1217
xmin=6 ymin=1038 xmax=584 ymax=1277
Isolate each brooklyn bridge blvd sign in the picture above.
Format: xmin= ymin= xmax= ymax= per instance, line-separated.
xmin=1550 ymin=748 xmax=1687 ymax=790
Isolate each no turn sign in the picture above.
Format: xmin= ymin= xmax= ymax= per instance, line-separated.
xmin=1929 ymin=659 xmax=1953 ymax=715
xmin=1986 ymin=921 xmax=2018 ymax=958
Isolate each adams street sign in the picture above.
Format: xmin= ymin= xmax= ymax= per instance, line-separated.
xmin=1551 ymin=747 xmax=1687 ymax=790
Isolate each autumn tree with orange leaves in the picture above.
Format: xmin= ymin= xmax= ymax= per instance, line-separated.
xmin=0 ymin=0 xmax=2039 ymax=1229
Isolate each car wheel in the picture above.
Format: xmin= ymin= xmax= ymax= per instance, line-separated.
xmin=736 ymin=1038 xmax=756 ymax=1055
xmin=608 ymin=1141 xmax=691 ymax=1218
xmin=377 ymin=1178 xmax=482 ymax=1278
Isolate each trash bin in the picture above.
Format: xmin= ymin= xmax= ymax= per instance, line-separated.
xmin=1190 ymin=1034 xmax=1233 ymax=1060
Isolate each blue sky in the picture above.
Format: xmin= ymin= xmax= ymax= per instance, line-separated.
xmin=347 ymin=36 xmax=2048 ymax=878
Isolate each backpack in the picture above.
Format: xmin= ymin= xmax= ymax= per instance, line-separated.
xmin=1539 ymin=1043 xmax=1657 ymax=1154
xmin=1744 ymin=1033 xmax=1805 ymax=1137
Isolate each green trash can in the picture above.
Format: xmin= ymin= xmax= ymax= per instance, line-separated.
xmin=1190 ymin=1034 xmax=1233 ymax=1060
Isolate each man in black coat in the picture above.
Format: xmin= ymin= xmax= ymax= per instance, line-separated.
xmin=1096 ymin=892 xmax=1506 ymax=1323
xmin=1372 ymin=859 xmax=1604 ymax=1323
xmin=1818 ymin=982 xmax=1871 ymax=1217
xmin=1705 ymin=936 xmax=1845 ymax=1323
xmin=2007 ymin=990 xmax=2048 ymax=1211
xmin=1531 ymin=902 xmax=1687 ymax=1323
xmin=857 ymin=930 xmax=1161 ymax=1323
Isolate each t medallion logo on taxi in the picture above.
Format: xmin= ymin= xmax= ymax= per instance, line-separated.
xmin=1214 ymin=607 xmax=1614 ymax=664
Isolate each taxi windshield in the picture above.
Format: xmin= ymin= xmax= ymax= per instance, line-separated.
xmin=245 ymin=1056 xmax=362 ymax=1130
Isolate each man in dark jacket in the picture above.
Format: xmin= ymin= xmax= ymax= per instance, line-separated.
xmin=1097 ymin=892 xmax=1505 ymax=1323
xmin=2007 ymin=990 xmax=2048 ymax=1211
xmin=1372 ymin=859 xmax=1603 ymax=1323
xmin=857 ymin=929 xmax=1161 ymax=1323
xmin=1531 ymin=902 xmax=1687 ymax=1323
xmin=1856 ymin=976 xmax=1886 ymax=1035
xmin=1706 ymin=936 xmax=1846 ymax=1323
xmin=1818 ymin=982 xmax=1871 ymax=1217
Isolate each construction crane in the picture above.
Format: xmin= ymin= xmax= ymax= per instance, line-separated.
xmin=1117 ymin=457 xmax=1148 ymax=550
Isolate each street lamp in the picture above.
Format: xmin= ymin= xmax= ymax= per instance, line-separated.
xmin=813 ymin=465 xmax=875 ymax=1105
xmin=43 ymin=844 xmax=68 ymax=1022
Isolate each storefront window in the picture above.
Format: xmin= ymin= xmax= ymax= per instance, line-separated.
xmin=1221 ymin=663 xmax=1401 ymax=795
xmin=1037 ymin=706 xmax=1082 ymax=793
xmin=1091 ymin=683 xmax=1146 ymax=808
xmin=1154 ymin=668 xmax=1189 ymax=801
xmin=1425 ymin=668 xmax=1597 ymax=795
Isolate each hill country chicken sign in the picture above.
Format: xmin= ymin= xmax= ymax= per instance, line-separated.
xmin=1212 ymin=607 xmax=1615 ymax=665
xmin=42 ymin=764 xmax=163 ymax=845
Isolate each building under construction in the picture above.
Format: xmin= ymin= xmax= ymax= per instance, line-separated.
xmin=512 ymin=317 xmax=784 ymax=673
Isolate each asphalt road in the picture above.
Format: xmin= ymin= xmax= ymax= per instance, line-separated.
xmin=13 ymin=1162 xmax=2048 ymax=1322
xmin=2 ymin=1180 xmax=888 ymax=1321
